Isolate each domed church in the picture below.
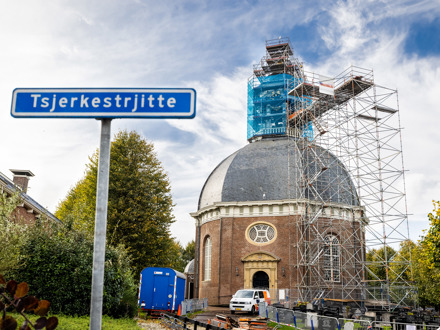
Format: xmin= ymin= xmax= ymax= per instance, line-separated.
xmin=191 ymin=38 xmax=368 ymax=306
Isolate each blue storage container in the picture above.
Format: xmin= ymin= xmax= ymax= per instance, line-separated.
xmin=138 ymin=267 xmax=186 ymax=313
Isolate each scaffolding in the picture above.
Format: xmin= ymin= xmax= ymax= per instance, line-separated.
xmin=248 ymin=38 xmax=416 ymax=310
xmin=247 ymin=38 xmax=312 ymax=140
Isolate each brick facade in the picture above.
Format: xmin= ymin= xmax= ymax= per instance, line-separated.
xmin=193 ymin=203 xmax=365 ymax=305
xmin=1 ymin=170 xmax=59 ymax=225
xmin=10 ymin=205 xmax=41 ymax=225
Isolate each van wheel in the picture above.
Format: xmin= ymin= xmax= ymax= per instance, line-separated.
xmin=231 ymin=310 xmax=235 ymax=314
xmin=251 ymin=306 xmax=255 ymax=315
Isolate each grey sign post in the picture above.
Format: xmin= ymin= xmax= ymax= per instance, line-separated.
xmin=90 ymin=118 xmax=112 ymax=330
xmin=11 ymin=88 xmax=196 ymax=329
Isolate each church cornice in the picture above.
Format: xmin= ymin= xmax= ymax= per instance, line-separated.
xmin=191 ymin=199 xmax=367 ymax=226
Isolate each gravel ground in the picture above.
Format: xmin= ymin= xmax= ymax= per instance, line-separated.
xmin=137 ymin=319 xmax=168 ymax=329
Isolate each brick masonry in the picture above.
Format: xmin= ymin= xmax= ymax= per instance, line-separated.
xmin=195 ymin=212 xmax=364 ymax=305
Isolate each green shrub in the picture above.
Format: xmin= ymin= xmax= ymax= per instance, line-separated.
xmin=12 ymin=220 xmax=137 ymax=318
xmin=0 ymin=192 xmax=27 ymax=274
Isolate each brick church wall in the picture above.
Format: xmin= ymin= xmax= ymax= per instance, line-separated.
xmin=198 ymin=215 xmax=301 ymax=305
xmin=196 ymin=211 xmax=364 ymax=305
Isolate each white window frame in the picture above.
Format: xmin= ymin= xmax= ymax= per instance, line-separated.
xmin=204 ymin=236 xmax=212 ymax=281
xmin=323 ymin=234 xmax=341 ymax=282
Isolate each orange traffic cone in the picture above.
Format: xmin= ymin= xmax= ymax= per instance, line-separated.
xmin=177 ymin=304 xmax=181 ymax=316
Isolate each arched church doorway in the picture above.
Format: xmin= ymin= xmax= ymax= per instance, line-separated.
xmin=252 ymin=271 xmax=269 ymax=289
xmin=241 ymin=252 xmax=280 ymax=294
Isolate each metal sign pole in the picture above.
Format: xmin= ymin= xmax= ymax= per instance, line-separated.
xmin=90 ymin=118 xmax=112 ymax=330
xmin=10 ymin=87 xmax=196 ymax=329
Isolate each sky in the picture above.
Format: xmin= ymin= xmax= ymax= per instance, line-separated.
xmin=1 ymin=0 xmax=439 ymax=247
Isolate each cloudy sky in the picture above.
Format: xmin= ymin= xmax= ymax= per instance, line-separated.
xmin=1 ymin=0 xmax=439 ymax=246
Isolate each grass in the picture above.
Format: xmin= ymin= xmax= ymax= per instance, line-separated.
xmin=268 ymin=321 xmax=296 ymax=330
xmin=185 ymin=310 xmax=206 ymax=319
xmin=10 ymin=313 xmax=140 ymax=329
xmin=137 ymin=311 xmax=149 ymax=319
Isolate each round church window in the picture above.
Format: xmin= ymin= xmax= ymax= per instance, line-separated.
xmin=247 ymin=223 xmax=276 ymax=244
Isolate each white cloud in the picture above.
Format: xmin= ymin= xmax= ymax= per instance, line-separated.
xmin=311 ymin=0 xmax=440 ymax=241
xmin=157 ymin=69 xmax=249 ymax=245
xmin=0 ymin=0 xmax=439 ymax=247
xmin=322 ymin=0 xmax=370 ymax=54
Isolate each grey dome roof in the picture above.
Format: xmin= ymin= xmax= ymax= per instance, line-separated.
xmin=198 ymin=137 xmax=359 ymax=210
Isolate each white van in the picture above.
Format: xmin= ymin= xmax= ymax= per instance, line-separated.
xmin=229 ymin=289 xmax=271 ymax=314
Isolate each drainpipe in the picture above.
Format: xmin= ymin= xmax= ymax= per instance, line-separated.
xmin=195 ymin=218 xmax=201 ymax=298
xmin=217 ymin=217 xmax=222 ymax=304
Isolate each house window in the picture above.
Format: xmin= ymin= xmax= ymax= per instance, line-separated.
xmin=323 ymin=235 xmax=341 ymax=282
xmin=204 ymin=236 xmax=212 ymax=281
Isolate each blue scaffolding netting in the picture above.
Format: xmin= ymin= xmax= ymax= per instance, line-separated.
xmin=247 ymin=73 xmax=313 ymax=140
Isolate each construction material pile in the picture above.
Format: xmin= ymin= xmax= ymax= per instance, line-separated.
xmin=209 ymin=315 xmax=270 ymax=330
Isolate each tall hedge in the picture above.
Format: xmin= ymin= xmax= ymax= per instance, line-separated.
xmin=13 ymin=220 xmax=137 ymax=317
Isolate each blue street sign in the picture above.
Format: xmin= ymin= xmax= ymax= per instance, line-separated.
xmin=11 ymin=88 xmax=196 ymax=119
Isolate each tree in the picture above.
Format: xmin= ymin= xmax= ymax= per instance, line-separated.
xmin=56 ymin=130 xmax=176 ymax=277
xmin=411 ymin=201 xmax=440 ymax=307
xmin=423 ymin=200 xmax=440 ymax=267
xmin=170 ymin=240 xmax=196 ymax=273
xmin=55 ymin=178 xmax=95 ymax=235
xmin=0 ymin=192 xmax=27 ymax=274
xmin=389 ymin=239 xmax=416 ymax=283
xmin=366 ymin=245 xmax=397 ymax=281
xmin=182 ymin=240 xmax=195 ymax=265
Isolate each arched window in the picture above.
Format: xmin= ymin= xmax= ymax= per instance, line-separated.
xmin=323 ymin=235 xmax=340 ymax=282
xmin=204 ymin=236 xmax=212 ymax=281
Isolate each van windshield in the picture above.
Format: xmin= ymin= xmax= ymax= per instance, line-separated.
xmin=234 ymin=290 xmax=254 ymax=298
